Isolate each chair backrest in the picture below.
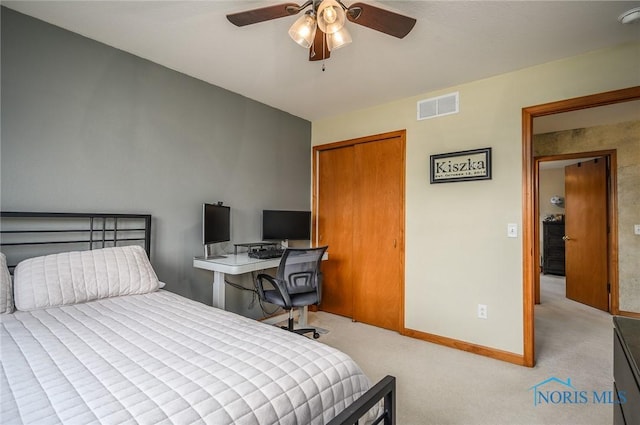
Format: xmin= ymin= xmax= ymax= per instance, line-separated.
xmin=275 ymin=246 xmax=327 ymax=296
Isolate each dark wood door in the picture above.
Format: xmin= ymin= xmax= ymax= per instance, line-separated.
xmin=564 ymin=158 xmax=608 ymax=311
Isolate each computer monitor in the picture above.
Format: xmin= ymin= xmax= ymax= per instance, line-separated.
xmin=203 ymin=203 xmax=231 ymax=246
xmin=262 ymin=210 xmax=311 ymax=241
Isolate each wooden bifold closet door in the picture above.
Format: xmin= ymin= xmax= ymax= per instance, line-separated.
xmin=315 ymin=130 xmax=405 ymax=332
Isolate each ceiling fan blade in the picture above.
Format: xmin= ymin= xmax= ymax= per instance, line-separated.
xmin=227 ymin=3 xmax=301 ymax=27
xmin=347 ymin=2 xmax=416 ymax=38
xmin=309 ymin=28 xmax=331 ymax=61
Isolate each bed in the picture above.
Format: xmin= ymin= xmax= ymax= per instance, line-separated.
xmin=0 ymin=212 xmax=394 ymax=425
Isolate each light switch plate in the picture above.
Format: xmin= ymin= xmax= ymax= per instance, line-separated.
xmin=507 ymin=223 xmax=518 ymax=238
xmin=635 ymin=224 xmax=640 ymax=235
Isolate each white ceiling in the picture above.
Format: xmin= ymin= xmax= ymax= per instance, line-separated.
xmin=3 ymin=1 xmax=640 ymax=121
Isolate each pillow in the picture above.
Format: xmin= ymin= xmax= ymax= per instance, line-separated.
xmin=0 ymin=252 xmax=14 ymax=314
xmin=14 ymin=245 xmax=159 ymax=311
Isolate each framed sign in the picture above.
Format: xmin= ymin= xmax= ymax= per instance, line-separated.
xmin=430 ymin=147 xmax=492 ymax=184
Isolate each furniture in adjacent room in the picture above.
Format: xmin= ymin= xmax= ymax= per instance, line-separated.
xmin=255 ymin=246 xmax=328 ymax=339
xmin=613 ymin=316 xmax=640 ymax=425
xmin=542 ymin=221 xmax=566 ymax=276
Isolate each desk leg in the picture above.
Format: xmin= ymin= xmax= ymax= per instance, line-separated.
xmin=212 ymin=271 xmax=226 ymax=309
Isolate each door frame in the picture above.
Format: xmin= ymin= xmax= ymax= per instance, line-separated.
xmin=522 ymin=86 xmax=640 ymax=367
xmin=312 ymin=129 xmax=406 ymax=331
xmin=534 ymin=151 xmax=616 ymax=310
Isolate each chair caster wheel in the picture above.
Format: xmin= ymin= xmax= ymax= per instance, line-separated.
xmin=313 ymin=332 xmax=320 ymax=339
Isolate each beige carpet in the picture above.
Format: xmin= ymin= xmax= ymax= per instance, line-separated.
xmin=309 ymin=274 xmax=613 ymax=425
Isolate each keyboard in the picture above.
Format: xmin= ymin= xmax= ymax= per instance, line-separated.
xmin=248 ymin=248 xmax=284 ymax=259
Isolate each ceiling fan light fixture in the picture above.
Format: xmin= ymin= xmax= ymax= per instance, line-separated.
xmin=327 ymin=27 xmax=352 ymax=51
xmin=618 ymin=7 xmax=640 ymax=24
xmin=227 ymin=1 xmax=416 ymax=63
xmin=288 ymin=11 xmax=317 ymax=48
xmin=317 ymin=0 xmax=346 ymax=34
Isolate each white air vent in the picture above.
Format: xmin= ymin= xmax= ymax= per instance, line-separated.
xmin=417 ymin=92 xmax=459 ymax=120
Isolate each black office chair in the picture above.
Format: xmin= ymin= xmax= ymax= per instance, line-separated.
xmin=256 ymin=246 xmax=328 ymax=339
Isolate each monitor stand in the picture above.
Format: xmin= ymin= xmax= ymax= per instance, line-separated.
xmin=233 ymin=241 xmax=280 ymax=255
xmin=204 ymin=244 xmax=227 ymax=259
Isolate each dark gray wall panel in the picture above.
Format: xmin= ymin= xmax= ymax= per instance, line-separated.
xmin=1 ymin=7 xmax=312 ymax=317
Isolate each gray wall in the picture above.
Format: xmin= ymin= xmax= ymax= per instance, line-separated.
xmin=0 ymin=8 xmax=312 ymax=317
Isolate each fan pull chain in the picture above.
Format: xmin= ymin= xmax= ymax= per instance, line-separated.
xmin=322 ymin=32 xmax=327 ymax=72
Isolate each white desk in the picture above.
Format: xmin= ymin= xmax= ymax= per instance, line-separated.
xmin=193 ymin=253 xmax=282 ymax=309
xmin=193 ymin=252 xmax=328 ymax=312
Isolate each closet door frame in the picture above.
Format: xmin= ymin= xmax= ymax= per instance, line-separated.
xmin=312 ymin=129 xmax=406 ymax=331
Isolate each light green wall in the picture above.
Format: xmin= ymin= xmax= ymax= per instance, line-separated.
xmin=312 ymin=42 xmax=640 ymax=355
xmin=535 ymin=120 xmax=640 ymax=312
xmin=539 ymin=168 xmax=565 ymax=220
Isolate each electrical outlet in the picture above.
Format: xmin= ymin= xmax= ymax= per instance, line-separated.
xmin=478 ymin=304 xmax=488 ymax=319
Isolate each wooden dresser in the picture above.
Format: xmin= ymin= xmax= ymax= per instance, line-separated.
xmin=613 ymin=316 xmax=640 ymax=425
xmin=542 ymin=221 xmax=565 ymax=276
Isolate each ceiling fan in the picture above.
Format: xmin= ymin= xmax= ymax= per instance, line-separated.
xmin=227 ymin=0 xmax=417 ymax=61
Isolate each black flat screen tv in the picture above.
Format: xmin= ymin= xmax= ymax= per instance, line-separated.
xmin=262 ymin=210 xmax=311 ymax=241
xmin=203 ymin=203 xmax=231 ymax=245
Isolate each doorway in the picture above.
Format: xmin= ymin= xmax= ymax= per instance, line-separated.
xmin=536 ymin=153 xmax=613 ymax=313
xmin=522 ymin=86 xmax=640 ymax=367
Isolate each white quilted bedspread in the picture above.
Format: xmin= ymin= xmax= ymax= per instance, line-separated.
xmin=0 ymin=291 xmax=372 ymax=424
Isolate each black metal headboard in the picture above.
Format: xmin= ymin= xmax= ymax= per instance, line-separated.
xmin=0 ymin=212 xmax=151 ymax=272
